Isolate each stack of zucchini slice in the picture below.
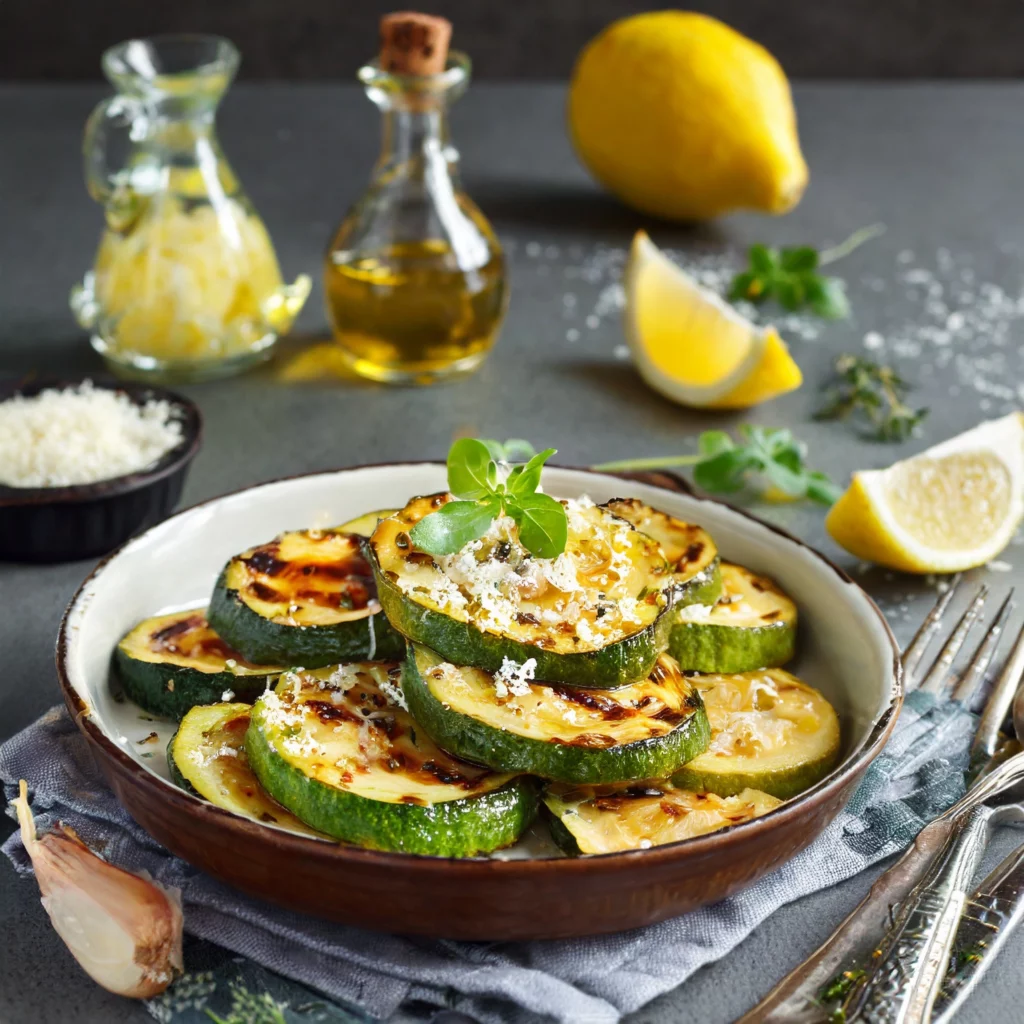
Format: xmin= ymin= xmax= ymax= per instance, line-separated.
xmin=112 ymin=494 xmax=841 ymax=859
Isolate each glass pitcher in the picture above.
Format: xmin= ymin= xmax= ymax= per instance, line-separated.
xmin=71 ymin=35 xmax=309 ymax=382
xmin=323 ymin=53 xmax=507 ymax=385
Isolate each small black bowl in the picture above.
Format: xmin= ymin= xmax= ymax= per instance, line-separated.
xmin=0 ymin=377 xmax=202 ymax=563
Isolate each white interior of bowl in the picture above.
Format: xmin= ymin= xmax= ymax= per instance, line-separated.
xmin=61 ymin=464 xmax=898 ymax=855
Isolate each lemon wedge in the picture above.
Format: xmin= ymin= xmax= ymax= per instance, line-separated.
xmin=624 ymin=231 xmax=802 ymax=409
xmin=826 ymin=413 xmax=1024 ymax=573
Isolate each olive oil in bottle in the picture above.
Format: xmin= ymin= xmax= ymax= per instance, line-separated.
xmin=323 ymin=13 xmax=507 ymax=384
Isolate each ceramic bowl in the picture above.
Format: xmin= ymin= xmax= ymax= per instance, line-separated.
xmin=56 ymin=464 xmax=901 ymax=940
xmin=0 ymin=378 xmax=202 ymax=563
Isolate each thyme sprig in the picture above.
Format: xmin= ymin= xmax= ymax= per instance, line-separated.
xmin=815 ymin=354 xmax=928 ymax=442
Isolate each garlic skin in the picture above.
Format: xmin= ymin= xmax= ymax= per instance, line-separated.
xmin=12 ymin=780 xmax=183 ymax=998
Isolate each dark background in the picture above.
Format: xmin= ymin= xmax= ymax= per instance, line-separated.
xmin=1 ymin=0 xmax=1017 ymax=79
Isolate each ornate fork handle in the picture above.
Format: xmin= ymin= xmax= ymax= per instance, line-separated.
xmin=930 ymin=839 xmax=1024 ymax=1023
xmin=739 ymin=752 xmax=1024 ymax=1023
xmin=841 ymin=804 xmax=993 ymax=1023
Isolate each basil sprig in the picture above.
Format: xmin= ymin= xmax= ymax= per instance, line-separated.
xmin=410 ymin=438 xmax=568 ymax=558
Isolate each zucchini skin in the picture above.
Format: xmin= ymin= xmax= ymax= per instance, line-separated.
xmin=543 ymin=806 xmax=584 ymax=856
xmin=401 ymin=647 xmax=711 ymax=784
xmin=166 ymin=731 xmax=200 ymax=796
xmin=668 ymin=619 xmax=795 ymax=675
xmin=244 ymin=716 xmax=539 ymax=857
xmin=672 ymin=563 xmax=723 ymax=610
xmin=672 ymin=752 xmax=837 ymax=801
xmin=208 ymin=569 xmax=405 ymax=668
xmin=114 ymin=646 xmax=271 ymax=721
xmin=374 ymin=564 xmax=669 ymax=689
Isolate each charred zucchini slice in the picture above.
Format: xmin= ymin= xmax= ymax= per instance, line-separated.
xmin=371 ymin=494 xmax=673 ymax=688
xmin=543 ymin=782 xmax=781 ymax=855
xmin=115 ymin=609 xmax=278 ymax=720
xmin=669 ymin=563 xmax=797 ymax=673
xmin=604 ymin=498 xmax=721 ymax=609
xmin=402 ymin=645 xmax=710 ymax=784
xmin=208 ymin=529 xmax=404 ymax=668
xmin=672 ymin=668 xmax=840 ymax=799
xmin=245 ymin=663 xmax=538 ymax=856
xmin=337 ymin=509 xmax=400 ymax=538
xmin=168 ymin=703 xmax=327 ymax=839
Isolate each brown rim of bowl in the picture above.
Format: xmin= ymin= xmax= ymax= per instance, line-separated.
xmin=55 ymin=461 xmax=903 ymax=871
xmin=0 ymin=379 xmax=203 ymax=507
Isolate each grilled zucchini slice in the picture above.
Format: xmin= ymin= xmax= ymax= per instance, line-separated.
xmin=669 ymin=563 xmax=797 ymax=673
xmin=337 ymin=509 xmax=400 ymax=538
xmin=672 ymin=668 xmax=840 ymax=799
xmin=604 ymin=498 xmax=721 ymax=609
xmin=402 ymin=645 xmax=710 ymax=784
xmin=543 ymin=782 xmax=781 ymax=855
xmin=168 ymin=703 xmax=327 ymax=839
xmin=115 ymin=609 xmax=278 ymax=720
xmin=208 ymin=528 xmax=404 ymax=668
xmin=371 ymin=494 xmax=673 ymax=688
xmin=245 ymin=663 xmax=538 ymax=856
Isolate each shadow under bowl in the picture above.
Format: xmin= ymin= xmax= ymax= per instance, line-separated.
xmin=0 ymin=378 xmax=202 ymax=563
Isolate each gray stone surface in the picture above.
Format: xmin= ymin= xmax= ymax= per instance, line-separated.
xmin=2 ymin=81 xmax=1024 ymax=1022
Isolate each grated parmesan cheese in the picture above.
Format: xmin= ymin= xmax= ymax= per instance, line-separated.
xmin=492 ymin=657 xmax=538 ymax=698
xmin=0 ymin=380 xmax=184 ymax=488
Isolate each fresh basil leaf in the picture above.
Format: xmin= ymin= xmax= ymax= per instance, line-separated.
xmin=809 ymin=277 xmax=850 ymax=320
xmin=481 ymin=439 xmax=507 ymax=462
xmin=447 ymin=438 xmax=495 ymax=500
xmin=509 ymin=492 xmax=568 ymax=558
xmin=728 ymin=269 xmax=762 ymax=302
xmin=749 ymin=244 xmax=777 ymax=275
xmin=761 ymin=458 xmax=807 ymax=497
xmin=499 ymin=438 xmax=537 ymax=462
xmin=693 ymin=449 xmax=755 ymax=494
xmin=805 ymin=471 xmax=843 ymax=506
xmin=509 ymin=447 xmax=557 ymax=497
xmin=776 ymin=277 xmax=805 ymax=311
xmin=698 ymin=430 xmax=734 ymax=457
xmin=780 ymin=246 xmax=818 ymax=272
xmin=409 ymin=500 xmax=497 ymax=555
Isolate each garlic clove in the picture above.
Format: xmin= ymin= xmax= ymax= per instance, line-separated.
xmin=12 ymin=780 xmax=184 ymax=998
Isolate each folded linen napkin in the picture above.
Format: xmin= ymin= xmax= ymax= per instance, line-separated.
xmin=1 ymin=692 xmax=973 ymax=1024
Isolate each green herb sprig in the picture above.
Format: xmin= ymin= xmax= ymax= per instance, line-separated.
xmin=593 ymin=426 xmax=842 ymax=506
xmin=410 ymin=438 xmax=567 ymax=558
xmin=728 ymin=224 xmax=885 ymax=320
xmin=815 ymin=354 xmax=928 ymax=442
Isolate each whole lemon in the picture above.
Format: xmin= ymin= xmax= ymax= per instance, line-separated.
xmin=568 ymin=11 xmax=808 ymax=221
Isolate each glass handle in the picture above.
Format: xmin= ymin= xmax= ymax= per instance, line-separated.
xmin=82 ymin=94 xmax=147 ymax=231
xmin=261 ymin=274 xmax=312 ymax=335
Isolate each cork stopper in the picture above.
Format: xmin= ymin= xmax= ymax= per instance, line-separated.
xmin=379 ymin=12 xmax=452 ymax=75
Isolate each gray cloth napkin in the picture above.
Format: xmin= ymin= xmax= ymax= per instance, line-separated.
xmin=2 ymin=691 xmax=973 ymax=1024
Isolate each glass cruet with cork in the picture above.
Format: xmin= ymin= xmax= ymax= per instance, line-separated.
xmin=324 ymin=13 xmax=508 ymax=385
xmin=70 ymin=34 xmax=310 ymax=382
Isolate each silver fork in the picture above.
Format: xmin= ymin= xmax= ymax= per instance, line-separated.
xmin=740 ymin=577 xmax=1024 ymax=1023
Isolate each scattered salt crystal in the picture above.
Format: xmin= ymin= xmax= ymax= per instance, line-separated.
xmin=586 ymin=315 xmax=600 ymax=329
xmin=613 ymin=345 xmax=630 ymax=361
xmin=863 ymin=331 xmax=884 ymax=351
xmin=221 ymin=690 xmax=234 ymax=701
xmin=566 ymin=328 xmax=580 ymax=343
xmin=988 ymin=560 xmax=1013 ymax=572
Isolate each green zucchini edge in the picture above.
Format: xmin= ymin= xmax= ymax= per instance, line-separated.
xmin=401 ymin=645 xmax=711 ymax=784
xmin=114 ymin=645 xmax=272 ymax=721
xmin=672 ymin=748 xmax=840 ymax=801
xmin=208 ymin=569 xmax=405 ymax=669
xmin=668 ymin=618 xmax=796 ymax=674
xmin=244 ymin=712 xmax=539 ymax=856
xmin=373 ymin=561 xmax=671 ymax=689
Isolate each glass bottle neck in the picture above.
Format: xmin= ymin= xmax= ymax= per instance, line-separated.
xmin=376 ymin=104 xmax=457 ymax=180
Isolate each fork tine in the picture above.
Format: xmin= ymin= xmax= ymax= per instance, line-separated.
xmin=951 ymin=589 xmax=1015 ymax=706
xmin=902 ymin=573 xmax=964 ymax=684
xmin=916 ymin=585 xmax=989 ymax=695
xmin=969 ymin=619 xmax=1024 ymax=777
